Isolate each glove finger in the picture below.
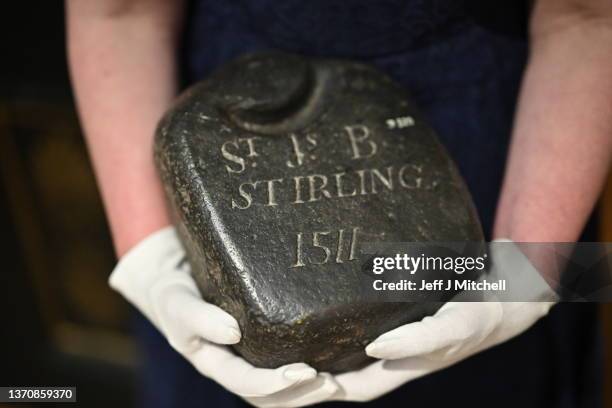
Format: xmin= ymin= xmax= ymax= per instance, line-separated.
xmin=190 ymin=343 xmax=317 ymax=398
xmin=366 ymin=302 xmax=502 ymax=360
xmin=172 ymin=292 xmax=241 ymax=346
xmin=151 ymin=275 xmax=240 ymax=349
xmin=333 ymin=357 xmax=451 ymax=402
xmin=246 ymin=373 xmax=339 ymax=408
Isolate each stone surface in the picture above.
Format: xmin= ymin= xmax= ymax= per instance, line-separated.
xmin=154 ymin=52 xmax=484 ymax=372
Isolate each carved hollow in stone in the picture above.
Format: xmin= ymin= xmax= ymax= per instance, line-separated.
xmin=154 ymin=52 xmax=484 ymax=372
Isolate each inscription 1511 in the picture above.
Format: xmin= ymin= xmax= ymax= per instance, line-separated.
xmin=154 ymin=52 xmax=484 ymax=372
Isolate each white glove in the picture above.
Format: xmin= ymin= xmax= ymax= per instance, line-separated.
xmin=326 ymin=239 xmax=558 ymax=402
xmin=109 ymin=226 xmax=338 ymax=407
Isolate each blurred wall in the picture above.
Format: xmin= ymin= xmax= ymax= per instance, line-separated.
xmin=0 ymin=3 xmax=135 ymax=407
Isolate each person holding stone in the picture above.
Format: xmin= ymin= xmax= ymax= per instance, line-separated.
xmin=66 ymin=0 xmax=612 ymax=407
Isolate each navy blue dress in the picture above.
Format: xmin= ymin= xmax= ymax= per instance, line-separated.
xmin=134 ymin=1 xmax=602 ymax=406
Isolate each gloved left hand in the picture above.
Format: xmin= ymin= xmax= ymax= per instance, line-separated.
xmin=324 ymin=239 xmax=558 ymax=402
xmin=109 ymin=227 xmax=338 ymax=408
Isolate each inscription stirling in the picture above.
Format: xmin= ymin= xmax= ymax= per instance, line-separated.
xmin=230 ymin=164 xmax=435 ymax=209
xmin=221 ymin=123 xmax=438 ymax=210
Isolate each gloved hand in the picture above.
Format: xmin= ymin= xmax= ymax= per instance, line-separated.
xmin=327 ymin=239 xmax=558 ymax=402
xmin=109 ymin=226 xmax=338 ymax=407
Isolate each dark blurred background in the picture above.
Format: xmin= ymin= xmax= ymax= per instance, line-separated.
xmin=1 ymin=2 xmax=612 ymax=408
xmin=0 ymin=2 xmax=134 ymax=407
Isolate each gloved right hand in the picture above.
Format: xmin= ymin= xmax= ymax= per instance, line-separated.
xmin=109 ymin=226 xmax=338 ymax=407
xmin=323 ymin=240 xmax=557 ymax=402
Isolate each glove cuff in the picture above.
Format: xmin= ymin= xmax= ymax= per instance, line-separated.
xmin=109 ymin=226 xmax=183 ymax=320
xmin=488 ymin=239 xmax=559 ymax=303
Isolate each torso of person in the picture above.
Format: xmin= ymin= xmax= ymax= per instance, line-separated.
xmin=135 ymin=3 xmax=601 ymax=408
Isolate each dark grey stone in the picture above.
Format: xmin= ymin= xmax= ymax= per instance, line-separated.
xmin=154 ymin=52 xmax=484 ymax=372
